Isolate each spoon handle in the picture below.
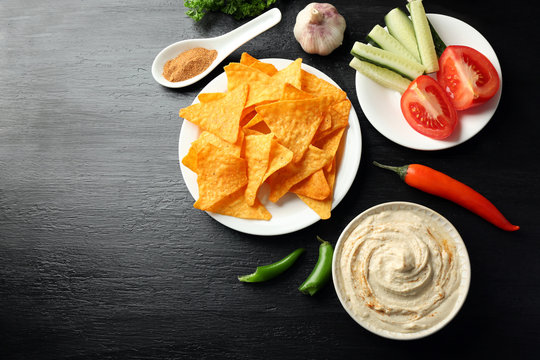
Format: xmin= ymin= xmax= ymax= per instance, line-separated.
xmin=217 ymin=8 xmax=282 ymax=54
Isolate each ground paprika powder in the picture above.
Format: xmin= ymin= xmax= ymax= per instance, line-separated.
xmin=163 ymin=47 xmax=218 ymax=82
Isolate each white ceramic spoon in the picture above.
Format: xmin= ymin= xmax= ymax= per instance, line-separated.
xmin=151 ymin=8 xmax=282 ymax=88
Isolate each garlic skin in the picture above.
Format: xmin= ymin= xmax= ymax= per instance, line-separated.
xmin=294 ymin=3 xmax=346 ymax=56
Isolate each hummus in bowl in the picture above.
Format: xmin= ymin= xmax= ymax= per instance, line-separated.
xmin=333 ymin=202 xmax=470 ymax=340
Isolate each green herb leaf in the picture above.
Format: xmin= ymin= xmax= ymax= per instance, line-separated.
xmin=184 ymin=0 xmax=277 ymax=21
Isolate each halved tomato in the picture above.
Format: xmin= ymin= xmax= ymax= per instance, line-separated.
xmin=400 ymin=75 xmax=458 ymax=140
xmin=437 ymin=45 xmax=500 ymax=110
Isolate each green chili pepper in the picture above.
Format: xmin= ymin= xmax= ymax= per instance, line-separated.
xmin=299 ymin=236 xmax=334 ymax=296
xmin=238 ymin=248 xmax=305 ymax=283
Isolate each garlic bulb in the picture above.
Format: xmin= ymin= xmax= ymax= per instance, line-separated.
xmin=293 ymin=3 xmax=346 ymax=56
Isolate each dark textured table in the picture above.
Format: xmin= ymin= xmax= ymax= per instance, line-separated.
xmin=2 ymin=0 xmax=539 ymax=358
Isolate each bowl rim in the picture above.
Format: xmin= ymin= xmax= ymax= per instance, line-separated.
xmin=332 ymin=201 xmax=471 ymax=340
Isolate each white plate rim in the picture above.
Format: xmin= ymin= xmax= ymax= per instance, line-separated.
xmin=332 ymin=201 xmax=471 ymax=340
xmin=355 ymin=14 xmax=503 ymax=151
xmin=178 ymin=58 xmax=362 ymax=236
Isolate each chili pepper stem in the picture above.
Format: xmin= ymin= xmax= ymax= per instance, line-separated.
xmin=373 ymin=161 xmax=409 ymax=181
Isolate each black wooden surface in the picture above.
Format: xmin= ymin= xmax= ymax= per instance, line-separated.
xmin=1 ymin=0 xmax=539 ymax=359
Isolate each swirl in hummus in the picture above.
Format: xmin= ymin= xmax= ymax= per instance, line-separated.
xmin=335 ymin=208 xmax=461 ymax=333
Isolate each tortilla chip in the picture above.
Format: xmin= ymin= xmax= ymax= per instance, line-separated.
xmin=314 ymin=99 xmax=351 ymax=141
xmin=250 ymin=121 xmax=272 ymax=134
xmin=182 ymin=130 xmax=244 ymax=173
xmin=281 ymin=83 xmax=315 ymax=101
xmin=301 ymin=69 xmax=347 ymax=103
xmin=240 ymin=52 xmax=279 ymax=76
xmin=207 ymin=187 xmax=272 ymax=220
xmin=240 ymin=52 xmax=258 ymax=66
xmin=224 ymin=63 xmax=281 ymax=108
xmin=256 ymin=97 xmax=329 ymax=163
xmin=318 ymin=112 xmax=332 ymax=133
xmin=226 ymin=59 xmax=303 ymax=108
xmin=290 ymin=169 xmax=331 ymax=200
xmin=330 ymin=98 xmax=352 ymax=125
xmin=266 ymin=145 xmax=333 ymax=202
xmin=243 ymin=114 xmax=271 ymax=134
xmin=179 ymin=84 xmax=248 ymax=143
xmin=243 ymin=113 xmax=263 ymax=129
xmin=313 ymin=127 xmax=346 ymax=172
xmin=239 ymin=109 xmax=257 ymax=126
xmin=244 ymin=133 xmax=274 ymax=206
xmin=198 ymin=92 xmax=227 ymax=103
xmin=242 ymin=128 xmax=263 ymax=136
xmin=272 ymin=58 xmax=302 ymax=90
xmin=251 ymin=61 xmax=278 ymax=76
xmin=297 ymin=161 xmax=337 ymax=220
xmin=263 ymin=139 xmax=293 ymax=182
xmin=225 ymin=63 xmax=271 ymax=91
xmin=193 ymin=144 xmax=247 ymax=211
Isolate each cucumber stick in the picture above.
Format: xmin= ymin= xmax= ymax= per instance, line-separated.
xmin=384 ymin=8 xmax=421 ymax=63
xmin=366 ymin=24 xmax=420 ymax=64
xmin=409 ymin=0 xmax=439 ymax=73
xmin=405 ymin=2 xmax=447 ymax=57
xmin=351 ymin=42 xmax=425 ymax=80
xmin=349 ymin=57 xmax=411 ymax=93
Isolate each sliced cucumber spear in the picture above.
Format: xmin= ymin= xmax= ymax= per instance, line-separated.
xmin=366 ymin=24 xmax=421 ymax=65
xmin=349 ymin=57 xmax=411 ymax=94
xmin=405 ymin=1 xmax=447 ymax=58
xmin=351 ymin=41 xmax=425 ymax=80
xmin=408 ymin=0 xmax=439 ymax=73
xmin=384 ymin=8 xmax=421 ymax=63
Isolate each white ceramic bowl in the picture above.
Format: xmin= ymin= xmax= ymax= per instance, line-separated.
xmin=332 ymin=202 xmax=471 ymax=340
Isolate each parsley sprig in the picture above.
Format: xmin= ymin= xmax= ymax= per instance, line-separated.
xmin=184 ymin=0 xmax=277 ymax=21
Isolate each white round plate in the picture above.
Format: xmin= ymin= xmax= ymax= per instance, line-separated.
xmin=333 ymin=201 xmax=471 ymax=340
xmin=355 ymin=14 xmax=502 ymax=150
xmin=179 ymin=59 xmax=362 ymax=236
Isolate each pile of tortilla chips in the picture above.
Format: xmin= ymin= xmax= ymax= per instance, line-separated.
xmin=179 ymin=53 xmax=351 ymax=221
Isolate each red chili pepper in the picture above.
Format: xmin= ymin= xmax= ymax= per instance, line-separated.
xmin=373 ymin=161 xmax=519 ymax=231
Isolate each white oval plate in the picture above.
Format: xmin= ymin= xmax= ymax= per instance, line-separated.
xmin=179 ymin=59 xmax=362 ymax=236
xmin=355 ymin=14 xmax=502 ymax=150
xmin=333 ymin=201 xmax=471 ymax=340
